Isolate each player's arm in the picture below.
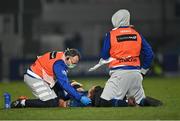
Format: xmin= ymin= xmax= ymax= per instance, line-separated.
xmin=53 ymin=60 xmax=82 ymax=101
xmin=53 ymin=60 xmax=91 ymax=105
xmin=140 ymin=35 xmax=154 ymax=75
xmin=100 ymin=32 xmax=111 ymax=60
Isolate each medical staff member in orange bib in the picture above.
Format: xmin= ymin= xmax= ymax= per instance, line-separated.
xmin=89 ymin=9 xmax=154 ymax=106
xmin=11 ymin=48 xmax=91 ymax=108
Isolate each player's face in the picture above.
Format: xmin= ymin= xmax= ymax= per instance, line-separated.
xmin=66 ymin=55 xmax=79 ymax=69
xmin=70 ymin=55 xmax=79 ymax=64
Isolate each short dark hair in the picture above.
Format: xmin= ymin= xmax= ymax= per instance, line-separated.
xmin=64 ymin=48 xmax=81 ymax=59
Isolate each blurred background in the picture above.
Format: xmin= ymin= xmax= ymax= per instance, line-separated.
xmin=0 ymin=0 xmax=180 ymax=81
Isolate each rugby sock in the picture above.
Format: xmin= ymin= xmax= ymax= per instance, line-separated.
xmin=111 ymin=99 xmax=128 ymax=107
xmin=25 ymin=98 xmax=59 ymax=107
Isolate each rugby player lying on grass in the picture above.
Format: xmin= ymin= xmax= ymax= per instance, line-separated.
xmin=11 ymin=80 xmax=163 ymax=108
xmin=59 ymin=81 xmax=163 ymax=107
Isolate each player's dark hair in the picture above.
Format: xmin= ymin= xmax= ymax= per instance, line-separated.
xmin=64 ymin=48 xmax=81 ymax=59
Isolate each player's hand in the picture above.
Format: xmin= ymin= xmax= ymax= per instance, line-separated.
xmin=140 ymin=68 xmax=149 ymax=75
xmin=80 ymin=96 xmax=91 ymax=105
xmin=140 ymin=68 xmax=149 ymax=78
xmin=141 ymin=73 xmax=145 ymax=78
xmin=88 ymin=64 xmax=101 ymax=72
xmin=88 ymin=58 xmax=115 ymax=72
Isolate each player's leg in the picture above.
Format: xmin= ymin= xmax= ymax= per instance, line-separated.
xmin=126 ymin=71 xmax=145 ymax=105
xmin=11 ymin=98 xmax=59 ymax=108
xmin=24 ymin=98 xmax=59 ymax=107
xmin=24 ymin=74 xmax=57 ymax=101
xmin=126 ymin=71 xmax=163 ymax=106
xmin=11 ymin=74 xmax=58 ymax=108
xmin=100 ymin=70 xmax=130 ymax=107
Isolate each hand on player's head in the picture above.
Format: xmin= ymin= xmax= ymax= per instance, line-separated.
xmin=71 ymin=80 xmax=84 ymax=92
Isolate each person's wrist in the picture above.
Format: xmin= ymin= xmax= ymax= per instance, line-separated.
xmin=141 ymin=68 xmax=149 ymax=75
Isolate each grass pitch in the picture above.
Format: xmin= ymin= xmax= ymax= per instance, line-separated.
xmin=0 ymin=77 xmax=180 ymax=120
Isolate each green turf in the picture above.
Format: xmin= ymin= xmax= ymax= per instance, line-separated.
xmin=0 ymin=77 xmax=180 ymax=120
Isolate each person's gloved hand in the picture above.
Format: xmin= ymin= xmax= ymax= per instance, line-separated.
xmin=88 ymin=58 xmax=115 ymax=72
xmin=140 ymin=68 xmax=149 ymax=77
xmin=80 ymin=96 xmax=91 ymax=105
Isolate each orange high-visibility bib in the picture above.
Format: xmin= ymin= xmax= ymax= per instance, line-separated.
xmin=30 ymin=51 xmax=65 ymax=80
xmin=109 ymin=27 xmax=142 ymax=68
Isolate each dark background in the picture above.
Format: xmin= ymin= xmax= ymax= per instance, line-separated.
xmin=0 ymin=0 xmax=179 ymax=81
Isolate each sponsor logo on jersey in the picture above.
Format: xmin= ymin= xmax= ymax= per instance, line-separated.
xmin=116 ymin=34 xmax=137 ymax=42
xmin=117 ymin=56 xmax=138 ymax=63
